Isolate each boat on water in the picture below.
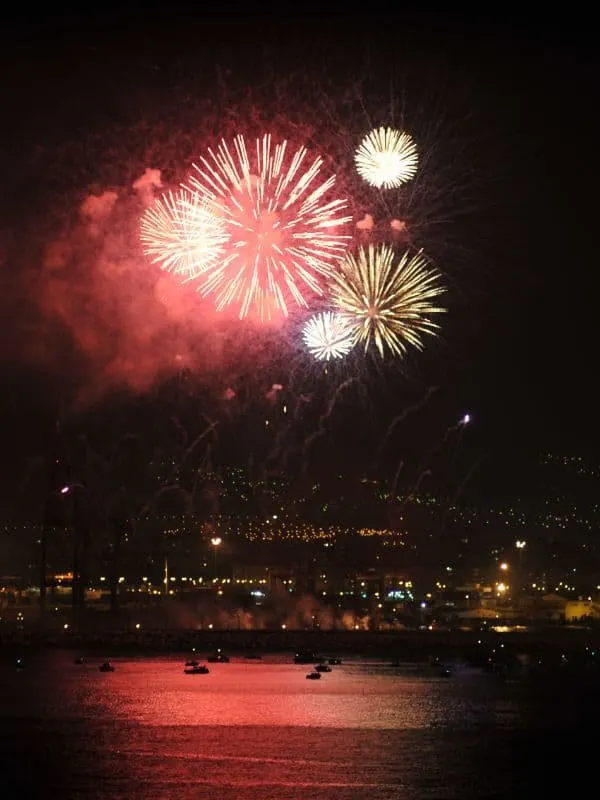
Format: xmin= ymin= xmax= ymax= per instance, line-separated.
xmin=207 ymin=649 xmax=230 ymax=663
xmin=306 ymin=671 xmax=322 ymax=680
xmin=99 ymin=662 xmax=114 ymax=672
xmin=327 ymin=656 xmax=343 ymax=665
xmin=294 ymin=649 xmax=319 ymax=664
xmin=74 ymin=656 xmax=86 ymax=665
xmin=315 ymin=663 xmax=332 ymax=673
xmin=184 ymin=664 xmax=209 ymax=675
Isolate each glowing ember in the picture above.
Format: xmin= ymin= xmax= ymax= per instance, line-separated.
xmin=186 ymin=134 xmax=351 ymax=322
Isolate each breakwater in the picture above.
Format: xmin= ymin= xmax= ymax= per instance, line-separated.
xmin=3 ymin=625 xmax=598 ymax=662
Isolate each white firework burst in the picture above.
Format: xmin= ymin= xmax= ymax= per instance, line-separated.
xmin=140 ymin=189 xmax=228 ymax=277
xmin=355 ymin=127 xmax=418 ymax=189
xmin=302 ymin=312 xmax=355 ymax=361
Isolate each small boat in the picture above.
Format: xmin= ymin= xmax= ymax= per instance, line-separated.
xmin=294 ymin=649 xmax=319 ymax=664
xmin=306 ymin=671 xmax=322 ymax=680
xmin=184 ymin=660 xmax=199 ymax=667
xmin=99 ymin=662 xmax=115 ymax=672
xmin=207 ymin=649 xmax=230 ymax=663
xmin=327 ymin=656 xmax=343 ymax=665
xmin=184 ymin=664 xmax=209 ymax=675
xmin=315 ymin=663 xmax=332 ymax=673
xmin=74 ymin=656 xmax=86 ymax=665
xmin=430 ymin=655 xmax=441 ymax=667
xmin=15 ymin=658 xmax=25 ymax=670
xmin=441 ymin=667 xmax=453 ymax=678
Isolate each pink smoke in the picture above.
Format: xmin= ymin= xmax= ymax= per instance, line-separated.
xmin=28 ymin=174 xmax=250 ymax=403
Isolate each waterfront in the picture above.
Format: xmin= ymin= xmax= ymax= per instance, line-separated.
xmin=1 ymin=649 xmax=596 ymax=798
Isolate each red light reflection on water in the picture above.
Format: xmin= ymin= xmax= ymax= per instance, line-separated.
xmin=61 ymin=656 xmax=484 ymax=730
xmin=2 ymin=652 xmax=521 ymax=798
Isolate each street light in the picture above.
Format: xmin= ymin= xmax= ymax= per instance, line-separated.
xmin=59 ymin=483 xmax=91 ymax=614
xmin=210 ymin=537 xmax=222 ymax=576
xmin=41 ymin=484 xmax=81 ymax=614
xmin=515 ymin=540 xmax=526 ymax=600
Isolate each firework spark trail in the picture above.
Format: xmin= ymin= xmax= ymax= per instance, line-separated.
xmin=140 ymin=189 xmax=229 ymax=277
xmin=186 ymin=134 xmax=351 ymax=322
xmin=439 ymin=453 xmax=487 ymax=534
xmin=390 ymin=460 xmax=404 ymax=496
xmin=302 ymin=377 xmax=361 ymax=468
xmin=436 ymin=415 xmax=473 ymax=523
xmin=376 ymin=385 xmax=439 ymax=469
xmin=137 ymin=418 xmax=219 ymax=518
xmin=402 ymin=468 xmax=433 ymax=501
xmin=302 ymin=312 xmax=355 ymax=361
xmin=394 ymin=412 xmax=469 ymax=507
xmin=263 ymin=385 xmax=317 ymax=473
xmin=355 ymin=126 xmax=418 ymax=189
xmin=330 ymin=244 xmax=446 ymax=358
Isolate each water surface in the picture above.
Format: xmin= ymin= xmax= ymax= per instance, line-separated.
xmin=0 ymin=651 xmax=587 ymax=798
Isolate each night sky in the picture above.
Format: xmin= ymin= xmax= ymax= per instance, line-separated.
xmin=1 ymin=8 xmax=598 ymax=510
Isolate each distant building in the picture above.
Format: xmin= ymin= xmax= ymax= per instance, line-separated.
xmin=565 ymin=598 xmax=600 ymax=622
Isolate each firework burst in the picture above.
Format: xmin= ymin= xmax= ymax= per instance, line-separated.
xmin=186 ymin=134 xmax=351 ymax=322
xmin=302 ymin=312 xmax=355 ymax=361
xmin=330 ymin=244 xmax=445 ymax=358
xmin=140 ymin=189 xmax=229 ymax=277
xmin=355 ymin=127 xmax=418 ymax=190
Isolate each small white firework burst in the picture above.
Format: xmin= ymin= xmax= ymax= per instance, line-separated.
xmin=302 ymin=311 xmax=355 ymax=361
xmin=355 ymin=127 xmax=418 ymax=189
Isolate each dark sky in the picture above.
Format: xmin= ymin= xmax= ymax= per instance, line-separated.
xmin=1 ymin=7 xmax=598 ymax=504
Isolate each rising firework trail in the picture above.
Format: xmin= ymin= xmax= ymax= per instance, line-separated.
xmin=302 ymin=312 xmax=355 ymax=361
xmin=303 ymin=377 xmax=360 ymax=466
xmin=377 ymin=385 xmax=439 ymax=467
xmin=140 ymin=189 xmax=229 ymax=277
xmin=330 ymin=244 xmax=446 ymax=358
xmin=355 ymin=127 xmax=418 ymax=189
xmin=186 ymin=134 xmax=352 ymax=322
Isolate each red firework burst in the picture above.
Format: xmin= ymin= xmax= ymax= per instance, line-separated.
xmin=185 ymin=134 xmax=351 ymax=322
